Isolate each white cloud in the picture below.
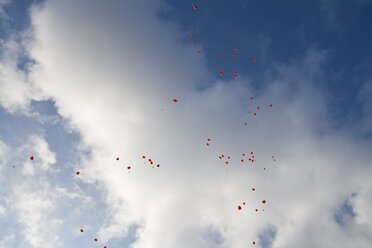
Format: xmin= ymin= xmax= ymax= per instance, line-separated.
xmin=14 ymin=185 xmax=59 ymax=248
xmin=0 ymin=37 xmax=46 ymax=113
xmin=18 ymin=134 xmax=56 ymax=175
xmin=0 ymin=205 xmax=5 ymax=217
xmin=0 ymin=135 xmax=92 ymax=248
xmin=3 ymin=0 xmax=368 ymax=247
xmin=0 ymin=235 xmax=15 ymax=248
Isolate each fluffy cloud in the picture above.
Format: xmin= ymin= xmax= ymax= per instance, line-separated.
xmin=0 ymin=135 xmax=92 ymax=248
xmin=2 ymin=0 xmax=370 ymax=247
xmin=0 ymin=37 xmax=46 ymax=113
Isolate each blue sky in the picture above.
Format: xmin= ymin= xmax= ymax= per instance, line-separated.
xmin=0 ymin=1 xmax=372 ymax=248
xmin=160 ymin=0 xmax=372 ymax=123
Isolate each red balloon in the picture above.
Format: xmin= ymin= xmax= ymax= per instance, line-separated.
xmin=252 ymin=57 xmax=257 ymax=64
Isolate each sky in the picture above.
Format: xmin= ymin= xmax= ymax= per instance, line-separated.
xmin=0 ymin=0 xmax=372 ymax=247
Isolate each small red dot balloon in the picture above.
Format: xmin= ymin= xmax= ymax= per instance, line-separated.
xmin=76 ymin=171 xmax=80 ymax=176
xmin=262 ymin=200 xmax=266 ymax=204
xmin=193 ymin=4 xmax=198 ymax=10
xmin=29 ymin=156 xmax=34 ymax=160
xmin=238 ymin=205 xmax=242 ymax=210
xmin=218 ymin=71 xmax=224 ymax=76
xmin=252 ymin=57 xmax=257 ymax=64
xmin=172 ymin=98 xmax=178 ymax=103
xmin=127 ymin=166 xmax=131 ymax=170
xmin=269 ymin=103 xmax=273 ymax=107
xmin=252 ymin=188 xmax=255 ymax=191
xmin=80 ymin=229 xmax=84 ymax=233
xmin=253 ymin=241 xmax=256 ymax=245
xmin=94 ymin=238 xmax=98 ymax=242
xmin=116 ymin=157 xmax=119 ymax=161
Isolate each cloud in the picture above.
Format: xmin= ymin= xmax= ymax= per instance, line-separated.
xmin=0 ymin=37 xmax=46 ymax=113
xmin=19 ymin=134 xmax=56 ymax=175
xmin=2 ymin=0 xmax=369 ymax=247
xmin=0 ymin=204 xmax=5 ymax=217
xmin=0 ymin=235 xmax=15 ymax=248
xmin=0 ymin=0 xmax=10 ymax=18
xmin=0 ymin=135 xmax=93 ymax=248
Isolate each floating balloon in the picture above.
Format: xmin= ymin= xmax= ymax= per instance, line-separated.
xmin=233 ymin=71 xmax=238 ymax=79
xmin=252 ymin=57 xmax=257 ymax=64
